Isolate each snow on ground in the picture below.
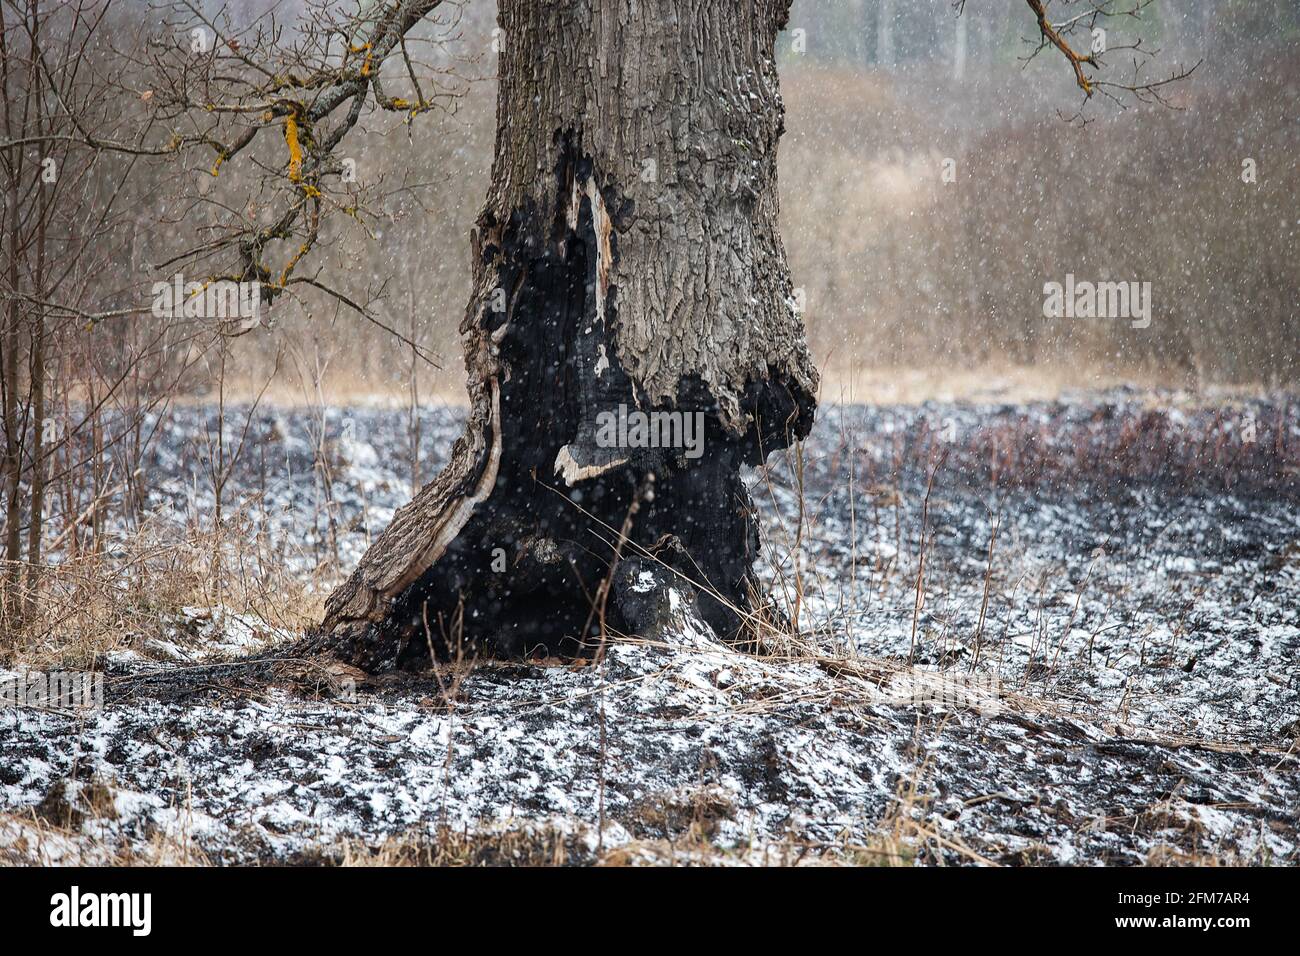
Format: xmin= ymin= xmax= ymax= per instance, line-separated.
xmin=2 ymin=392 xmax=1297 ymax=864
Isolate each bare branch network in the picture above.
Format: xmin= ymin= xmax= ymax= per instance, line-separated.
xmin=7 ymin=0 xmax=473 ymax=342
xmin=953 ymin=0 xmax=1200 ymax=120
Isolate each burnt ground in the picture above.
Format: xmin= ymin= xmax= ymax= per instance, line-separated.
xmin=1 ymin=390 xmax=1297 ymax=865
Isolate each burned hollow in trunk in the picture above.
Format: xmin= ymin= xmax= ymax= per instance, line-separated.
xmin=315 ymin=0 xmax=818 ymax=671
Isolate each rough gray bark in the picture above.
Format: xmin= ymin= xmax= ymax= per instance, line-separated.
xmin=316 ymin=0 xmax=817 ymax=670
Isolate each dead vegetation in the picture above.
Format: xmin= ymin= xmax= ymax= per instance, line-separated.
xmin=1 ymin=510 xmax=324 ymax=671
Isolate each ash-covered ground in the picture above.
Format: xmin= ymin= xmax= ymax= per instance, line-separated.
xmin=2 ymin=391 xmax=1297 ymax=865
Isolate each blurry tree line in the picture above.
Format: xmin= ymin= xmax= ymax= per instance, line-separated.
xmin=780 ymin=0 xmax=1298 ymax=385
xmin=787 ymin=0 xmax=1300 ymax=72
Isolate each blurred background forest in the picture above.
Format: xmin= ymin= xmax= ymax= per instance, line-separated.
xmin=6 ymin=0 xmax=1298 ymax=414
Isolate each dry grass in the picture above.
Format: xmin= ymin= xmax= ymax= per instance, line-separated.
xmin=815 ymin=364 xmax=1296 ymax=407
xmin=1 ymin=776 xmax=212 ymax=866
xmin=0 ymin=513 xmax=325 ymax=671
xmin=331 ymin=824 xmax=587 ymax=867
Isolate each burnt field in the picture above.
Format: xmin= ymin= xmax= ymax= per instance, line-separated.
xmin=1 ymin=391 xmax=1297 ymax=865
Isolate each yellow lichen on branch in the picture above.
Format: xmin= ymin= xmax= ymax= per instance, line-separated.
xmin=347 ymin=41 xmax=373 ymax=78
xmin=278 ymin=241 xmax=312 ymax=288
xmin=283 ymin=112 xmax=304 ymax=183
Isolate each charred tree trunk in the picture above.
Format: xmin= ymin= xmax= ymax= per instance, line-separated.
xmin=317 ymin=0 xmax=817 ymax=671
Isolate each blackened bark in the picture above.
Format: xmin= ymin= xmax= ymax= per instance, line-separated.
xmin=316 ymin=0 xmax=817 ymax=670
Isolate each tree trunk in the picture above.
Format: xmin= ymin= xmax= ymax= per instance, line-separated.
xmin=316 ymin=0 xmax=817 ymax=671
xmin=2 ymin=141 xmax=23 ymax=601
xmin=876 ymin=0 xmax=896 ymax=69
xmin=24 ymin=183 xmax=46 ymax=611
xmin=953 ymin=10 xmax=968 ymax=82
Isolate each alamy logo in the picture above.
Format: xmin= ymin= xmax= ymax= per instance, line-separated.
xmin=1042 ymin=273 xmax=1151 ymax=329
xmin=595 ymin=404 xmax=704 ymax=460
xmin=880 ymin=668 xmax=1002 ymax=717
xmin=1 ymin=670 xmax=102 ymax=712
xmin=50 ymin=886 xmax=152 ymax=936
xmin=151 ymin=273 xmax=261 ymax=331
